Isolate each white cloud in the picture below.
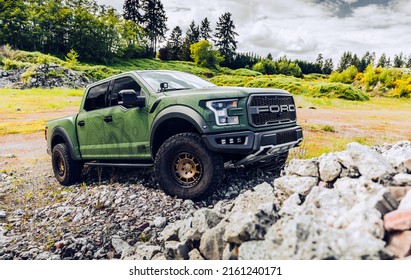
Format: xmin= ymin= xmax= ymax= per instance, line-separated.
xmin=97 ymin=0 xmax=411 ymax=63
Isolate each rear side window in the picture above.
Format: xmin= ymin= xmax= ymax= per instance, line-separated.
xmin=110 ymin=77 xmax=141 ymax=106
xmin=84 ymin=82 xmax=109 ymax=111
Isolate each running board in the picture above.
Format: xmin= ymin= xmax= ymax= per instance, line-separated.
xmin=85 ymin=162 xmax=154 ymax=168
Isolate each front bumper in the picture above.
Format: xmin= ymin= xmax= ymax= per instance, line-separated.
xmin=203 ymin=125 xmax=303 ymax=166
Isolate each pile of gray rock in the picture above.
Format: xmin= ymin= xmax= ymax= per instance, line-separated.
xmin=126 ymin=141 xmax=411 ymax=260
xmin=0 ymin=63 xmax=93 ymax=89
xmin=0 ymin=167 xmax=270 ymax=260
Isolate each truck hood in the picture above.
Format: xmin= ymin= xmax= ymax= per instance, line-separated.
xmin=162 ymin=86 xmax=290 ymax=99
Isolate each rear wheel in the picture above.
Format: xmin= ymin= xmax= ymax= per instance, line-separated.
xmin=52 ymin=143 xmax=83 ymax=186
xmin=154 ymin=133 xmax=224 ymax=199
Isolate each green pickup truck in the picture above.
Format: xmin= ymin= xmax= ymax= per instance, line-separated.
xmin=46 ymin=70 xmax=303 ymax=198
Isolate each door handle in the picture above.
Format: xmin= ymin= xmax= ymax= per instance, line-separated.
xmin=104 ymin=116 xmax=113 ymax=123
xmin=78 ymin=120 xmax=85 ymax=127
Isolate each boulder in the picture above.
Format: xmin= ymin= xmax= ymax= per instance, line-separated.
xmin=164 ymin=241 xmax=189 ymax=260
xmin=191 ymin=208 xmax=221 ymax=234
xmin=229 ymin=183 xmax=275 ymax=215
xmin=188 ymin=249 xmax=204 ymax=260
xmin=199 ymin=221 xmax=227 ymax=260
xmin=319 ymin=154 xmax=342 ymax=182
xmin=286 ymin=159 xmax=319 ymax=177
xmin=224 ymin=203 xmax=278 ymax=245
xmin=399 ymin=190 xmax=411 ymax=210
xmin=274 ymin=175 xmax=318 ymax=196
xmin=347 ymin=143 xmax=394 ymax=181
xmin=386 ymin=231 xmax=411 ymax=258
xmin=121 ymin=243 xmax=161 ymax=260
xmin=384 ymin=210 xmax=411 ymax=231
xmin=393 ymin=174 xmax=411 ymax=186
xmin=111 ymin=235 xmax=131 ymax=255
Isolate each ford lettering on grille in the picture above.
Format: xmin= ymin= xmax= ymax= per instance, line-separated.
xmin=248 ymin=94 xmax=297 ymax=127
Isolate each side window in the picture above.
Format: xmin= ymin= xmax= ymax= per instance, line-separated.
xmin=110 ymin=77 xmax=142 ymax=107
xmin=84 ymin=82 xmax=109 ymax=111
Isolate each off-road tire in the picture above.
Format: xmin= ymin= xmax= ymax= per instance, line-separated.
xmin=52 ymin=143 xmax=83 ymax=186
xmin=154 ymin=133 xmax=224 ymax=199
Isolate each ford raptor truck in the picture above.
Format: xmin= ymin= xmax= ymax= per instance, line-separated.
xmin=46 ymin=70 xmax=303 ymax=199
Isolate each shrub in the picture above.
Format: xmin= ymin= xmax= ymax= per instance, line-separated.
xmin=65 ymin=49 xmax=79 ymax=66
xmin=2 ymin=58 xmax=31 ymax=70
xmin=190 ymin=40 xmax=223 ymax=69
xmin=310 ymin=82 xmax=369 ymax=101
xmin=252 ymin=59 xmax=277 ymax=74
xmin=21 ymin=65 xmax=37 ymax=84
xmin=329 ymin=65 xmax=358 ymax=84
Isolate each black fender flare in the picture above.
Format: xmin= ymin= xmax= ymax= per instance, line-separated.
xmin=150 ymin=106 xmax=210 ymax=153
xmin=51 ymin=127 xmax=77 ymax=160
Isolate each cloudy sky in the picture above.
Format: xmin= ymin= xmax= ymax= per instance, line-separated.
xmin=97 ymin=0 xmax=411 ymax=63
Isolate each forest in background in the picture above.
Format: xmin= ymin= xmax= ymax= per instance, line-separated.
xmin=1 ymin=0 xmax=411 ymax=99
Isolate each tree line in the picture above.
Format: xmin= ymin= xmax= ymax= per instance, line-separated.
xmin=1 ymin=0 xmax=410 ymax=74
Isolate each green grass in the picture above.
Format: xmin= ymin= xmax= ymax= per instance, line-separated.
xmin=0 ymin=88 xmax=83 ymax=135
xmin=210 ymin=74 xmax=369 ymax=101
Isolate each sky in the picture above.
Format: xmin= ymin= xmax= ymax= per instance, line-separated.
xmin=97 ymin=0 xmax=411 ymax=63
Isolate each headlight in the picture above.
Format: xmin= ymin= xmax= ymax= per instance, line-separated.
xmin=206 ymin=99 xmax=239 ymax=126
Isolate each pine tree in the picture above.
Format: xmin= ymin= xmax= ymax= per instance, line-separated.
xmin=406 ymin=54 xmax=411 ymax=68
xmin=266 ymin=53 xmax=273 ymax=60
xmin=359 ymin=51 xmax=375 ymax=72
xmin=181 ymin=20 xmax=200 ymax=61
xmin=214 ymin=12 xmax=238 ymax=67
xmin=167 ymin=26 xmax=183 ymax=60
xmin=377 ymin=53 xmax=388 ymax=68
xmin=123 ymin=0 xmax=143 ymax=23
xmin=142 ymin=0 xmax=167 ymax=56
xmin=199 ymin=17 xmax=212 ymax=41
xmin=322 ymin=58 xmax=334 ymax=74
xmin=338 ymin=51 xmax=353 ymax=72
xmin=316 ymin=54 xmax=324 ymax=70
xmin=393 ymin=52 xmax=404 ymax=68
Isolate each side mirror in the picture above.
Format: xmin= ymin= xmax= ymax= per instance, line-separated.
xmin=118 ymin=89 xmax=146 ymax=108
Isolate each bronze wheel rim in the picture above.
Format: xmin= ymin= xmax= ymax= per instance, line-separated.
xmin=172 ymin=152 xmax=203 ymax=188
xmin=55 ymin=154 xmax=65 ymax=177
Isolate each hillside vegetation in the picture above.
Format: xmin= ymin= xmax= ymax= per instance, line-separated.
xmin=2 ymin=48 xmax=411 ymax=101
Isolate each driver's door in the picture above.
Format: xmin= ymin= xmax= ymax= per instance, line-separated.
xmin=104 ymin=76 xmax=151 ymax=160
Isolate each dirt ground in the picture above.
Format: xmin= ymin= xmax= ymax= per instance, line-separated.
xmin=1 ymin=105 xmax=411 ymax=172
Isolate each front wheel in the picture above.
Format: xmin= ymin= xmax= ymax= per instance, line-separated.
xmin=52 ymin=143 xmax=83 ymax=186
xmin=154 ymin=133 xmax=224 ymax=199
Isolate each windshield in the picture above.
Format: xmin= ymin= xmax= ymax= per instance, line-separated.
xmin=139 ymin=71 xmax=216 ymax=93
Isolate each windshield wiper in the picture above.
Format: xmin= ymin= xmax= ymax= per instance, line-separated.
xmin=160 ymin=88 xmax=192 ymax=92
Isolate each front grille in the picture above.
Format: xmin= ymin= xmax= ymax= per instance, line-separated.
xmin=277 ymin=130 xmax=298 ymax=144
xmin=248 ymin=94 xmax=296 ymax=127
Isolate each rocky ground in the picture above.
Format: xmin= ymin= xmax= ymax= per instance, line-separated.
xmin=1 ymin=140 xmax=411 ymax=260
xmin=0 ymin=64 xmax=92 ymax=89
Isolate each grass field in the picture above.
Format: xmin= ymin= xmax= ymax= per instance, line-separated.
xmin=1 ymin=88 xmax=410 ymax=158
xmin=0 ymin=88 xmax=83 ymax=135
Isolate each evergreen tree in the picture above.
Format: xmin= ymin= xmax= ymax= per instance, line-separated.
xmin=377 ymin=53 xmax=388 ymax=68
xmin=266 ymin=53 xmax=273 ymax=60
xmin=393 ymin=52 xmax=404 ymax=68
xmin=167 ymin=26 xmax=183 ymax=60
xmin=359 ymin=51 xmax=375 ymax=72
xmin=181 ymin=20 xmax=200 ymax=61
xmin=123 ymin=0 xmax=143 ymax=24
xmin=142 ymin=0 xmax=167 ymax=56
xmin=199 ymin=17 xmax=212 ymax=41
xmin=338 ymin=51 xmax=353 ymax=72
xmin=406 ymin=54 xmax=411 ymax=68
xmin=316 ymin=54 xmax=324 ymax=70
xmin=322 ymin=58 xmax=334 ymax=74
xmin=214 ymin=12 xmax=238 ymax=67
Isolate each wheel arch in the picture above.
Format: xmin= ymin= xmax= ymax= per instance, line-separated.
xmin=150 ymin=106 xmax=210 ymax=159
xmin=51 ymin=127 xmax=77 ymax=160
